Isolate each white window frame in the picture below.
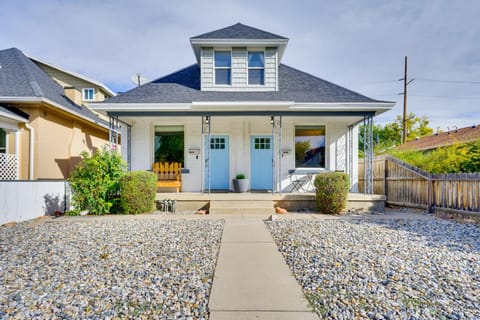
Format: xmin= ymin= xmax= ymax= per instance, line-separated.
xmin=82 ymin=88 xmax=95 ymax=101
xmin=0 ymin=128 xmax=6 ymax=154
xmin=247 ymin=50 xmax=265 ymax=86
xmin=214 ymin=50 xmax=232 ymax=86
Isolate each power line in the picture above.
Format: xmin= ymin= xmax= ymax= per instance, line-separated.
xmin=415 ymin=77 xmax=480 ymax=85
xmin=410 ymin=94 xmax=480 ymax=100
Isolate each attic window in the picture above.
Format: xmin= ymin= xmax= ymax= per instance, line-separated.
xmin=248 ymin=51 xmax=265 ymax=85
xmin=214 ymin=51 xmax=231 ymax=85
xmin=82 ymin=88 xmax=95 ymax=101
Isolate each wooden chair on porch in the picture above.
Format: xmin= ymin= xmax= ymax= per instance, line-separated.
xmin=152 ymin=162 xmax=182 ymax=192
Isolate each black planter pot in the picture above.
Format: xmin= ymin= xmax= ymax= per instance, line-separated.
xmin=232 ymin=179 xmax=249 ymax=192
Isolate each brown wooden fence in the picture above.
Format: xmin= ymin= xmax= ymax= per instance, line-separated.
xmin=359 ymin=156 xmax=480 ymax=214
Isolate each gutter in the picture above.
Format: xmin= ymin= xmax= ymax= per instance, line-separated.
xmin=24 ymin=123 xmax=34 ymax=180
xmin=0 ymin=97 xmax=110 ymax=130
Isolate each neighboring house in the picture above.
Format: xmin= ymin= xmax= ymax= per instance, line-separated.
xmin=397 ymin=125 xmax=480 ymax=151
xmin=0 ymin=48 xmax=114 ymax=180
xmin=29 ymin=56 xmax=115 ymax=112
xmin=93 ymin=23 xmax=394 ymax=192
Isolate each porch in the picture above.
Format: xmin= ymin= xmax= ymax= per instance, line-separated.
xmin=107 ymin=112 xmax=376 ymax=194
xmin=155 ymin=192 xmax=385 ymax=215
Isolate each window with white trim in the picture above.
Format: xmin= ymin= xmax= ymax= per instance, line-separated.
xmin=0 ymin=128 xmax=6 ymax=153
xmin=214 ymin=51 xmax=231 ymax=85
xmin=248 ymin=51 xmax=265 ymax=85
xmin=154 ymin=126 xmax=184 ymax=165
xmin=82 ymin=88 xmax=95 ymax=101
xmin=295 ymin=126 xmax=326 ymax=168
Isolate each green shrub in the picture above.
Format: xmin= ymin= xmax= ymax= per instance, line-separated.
xmin=120 ymin=171 xmax=157 ymax=215
xmin=314 ymin=172 xmax=350 ymax=215
xmin=68 ymin=149 xmax=127 ymax=215
xmin=235 ymin=173 xmax=245 ymax=179
xmin=390 ymin=139 xmax=480 ymax=174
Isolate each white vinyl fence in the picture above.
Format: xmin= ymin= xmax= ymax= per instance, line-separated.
xmin=0 ymin=180 xmax=70 ymax=224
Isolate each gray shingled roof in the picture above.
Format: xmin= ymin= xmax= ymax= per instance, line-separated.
xmin=190 ymin=23 xmax=287 ymax=40
xmin=104 ymin=63 xmax=386 ymax=104
xmin=0 ymin=48 xmax=108 ymax=127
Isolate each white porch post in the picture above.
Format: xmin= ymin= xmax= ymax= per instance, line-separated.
xmin=201 ymin=115 xmax=211 ymax=194
xmin=271 ymin=115 xmax=282 ymax=194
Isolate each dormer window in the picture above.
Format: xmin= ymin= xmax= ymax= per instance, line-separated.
xmin=214 ymin=51 xmax=231 ymax=85
xmin=82 ymin=88 xmax=95 ymax=101
xmin=248 ymin=51 xmax=265 ymax=85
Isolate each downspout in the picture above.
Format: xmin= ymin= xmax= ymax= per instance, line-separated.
xmin=25 ymin=123 xmax=34 ymax=180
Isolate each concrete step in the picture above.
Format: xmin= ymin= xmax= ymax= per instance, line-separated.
xmin=209 ymin=200 xmax=274 ymax=215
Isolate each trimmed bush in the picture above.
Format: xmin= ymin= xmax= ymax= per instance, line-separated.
xmin=120 ymin=171 xmax=157 ymax=215
xmin=69 ymin=149 xmax=127 ymax=215
xmin=314 ymin=172 xmax=350 ymax=215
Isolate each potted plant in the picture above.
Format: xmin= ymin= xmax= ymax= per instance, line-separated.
xmin=232 ymin=174 xmax=249 ymax=193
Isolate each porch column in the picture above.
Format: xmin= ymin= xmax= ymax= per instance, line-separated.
xmin=201 ymin=115 xmax=211 ymax=194
xmin=346 ymin=124 xmax=354 ymax=189
xmin=119 ymin=121 xmax=132 ymax=170
xmin=362 ymin=115 xmax=374 ymax=194
xmin=271 ymin=115 xmax=282 ymax=194
xmin=108 ymin=115 xmax=120 ymax=151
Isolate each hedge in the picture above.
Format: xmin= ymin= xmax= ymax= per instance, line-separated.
xmin=120 ymin=171 xmax=158 ymax=215
xmin=314 ymin=172 xmax=350 ymax=215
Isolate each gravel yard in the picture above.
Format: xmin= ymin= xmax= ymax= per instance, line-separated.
xmin=0 ymin=217 xmax=224 ymax=319
xmin=267 ymin=216 xmax=480 ymax=319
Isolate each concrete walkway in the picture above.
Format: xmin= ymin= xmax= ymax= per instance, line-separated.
xmin=209 ymin=216 xmax=318 ymax=319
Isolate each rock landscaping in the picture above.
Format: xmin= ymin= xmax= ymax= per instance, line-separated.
xmin=0 ymin=218 xmax=224 ymax=319
xmin=267 ymin=217 xmax=480 ymax=319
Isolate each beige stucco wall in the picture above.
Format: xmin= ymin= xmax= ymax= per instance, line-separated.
xmin=9 ymin=103 xmax=109 ymax=180
xmin=34 ymin=106 xmax=109 ymax=179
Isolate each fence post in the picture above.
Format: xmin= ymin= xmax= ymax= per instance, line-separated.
xmin=384 ymin=157 xmax=388 ymax=196
xmin=427 ymin=177 xmax=433 ymax=213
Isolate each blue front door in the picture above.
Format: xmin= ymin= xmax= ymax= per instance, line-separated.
xmin=251 ymin=136 xmax=273 ymax=190
xmin=207 ymin=135 xmax=229 ymax=190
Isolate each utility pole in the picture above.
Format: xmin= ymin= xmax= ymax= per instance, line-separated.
xmin=400 ymin=56 xmax=414 ymax=144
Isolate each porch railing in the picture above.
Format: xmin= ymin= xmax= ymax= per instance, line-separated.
xmin=0 ymin=153 xmax=19 ymax=180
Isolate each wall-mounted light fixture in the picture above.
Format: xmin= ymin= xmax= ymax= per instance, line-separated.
xmin=204 ymin=116 xmax=210 ymax=125
xmin=270 ymin=116 xmax=274 ymax=125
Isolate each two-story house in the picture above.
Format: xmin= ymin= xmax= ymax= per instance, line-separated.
xmin=93 ymin=23 xmax=394 ymax=192
xmin=0 ymin=48 xmax=114 ymax=180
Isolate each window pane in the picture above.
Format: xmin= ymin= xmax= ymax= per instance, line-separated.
xmin=214 ymin=51 xmax=231 ymax=68
xmin=248 ymin=69 xmax=264 ymax=85
xmin=248 ymin=52 xmax=264 ymax=67
xmin=154 ymin=126 xmax=184 ymax=165
xmin=0 ymin=129 xmax=6 ymax=153
xmin=215 ymin=69 xmax=231 ymax=85
xmin=295 ymin=126 xmax=326 ymax=168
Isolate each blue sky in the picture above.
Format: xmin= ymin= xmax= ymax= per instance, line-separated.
xmin=1 ymin=0 xmax=479 ymax=130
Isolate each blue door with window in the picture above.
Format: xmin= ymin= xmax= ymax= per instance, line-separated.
xmin=250 ymin=136 xmax=273 ymax=190
xmin=206 ymin=135 xmax=229 ymax=190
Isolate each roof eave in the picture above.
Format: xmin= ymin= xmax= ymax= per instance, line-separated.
xmin=91 ymin=101 xmax=394 ymax=115
xmin=0 ymin=109 xmax=29 ymax=123
xmin=0 ymin=97 xmax=109 ymax=130
xmin=27 ymin=55 xmax=116 ymax=97
xmin=290 ymin=102 xmax=395 ymax=116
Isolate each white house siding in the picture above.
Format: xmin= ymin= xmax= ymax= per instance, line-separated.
xmin=126 ymin=116 xmax=358 ymax=192
xmin=201 ymin=47 xmax=277 ymax=92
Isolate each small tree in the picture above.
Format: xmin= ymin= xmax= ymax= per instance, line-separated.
xmin=120 ymin=171 xmax=157 ymax=215
xmin=314 ymin=172 xmax=350 ymax=215
xmin=68 ymin=149 xmax=127 ymax=215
